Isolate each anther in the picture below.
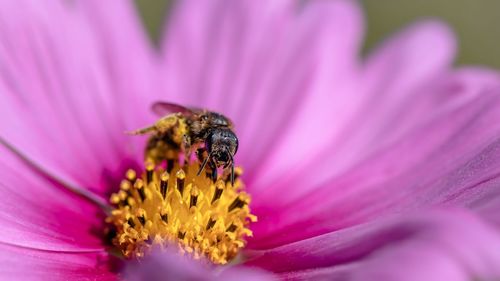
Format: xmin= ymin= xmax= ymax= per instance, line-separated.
xmin=120 ymin=180 xmax=131 ymax=191
xmin=178 ymin=230 xmax=186 ymax=240
xmin=160 ymin=206 xmax=169 ymax=223
xmin=234 ymin=167 xmax=243 ymax=179
xmin=190 ymin=187 xmax=199 ymax=208
xmin=206 ymin=216 xmax=217 ymax=230
xmin=228 ymin=196 xmax=246 ymax=212
xmin=126 ymin=169 xmax=137 ymax=182
xmin=146 ymin=162 xmax=155 ymax=184
xmin=160 ymin=172 xmax=169 ymax=199
xmin=127 ymin=217 xmax=136 ymax=228
xmin=226 ymin=223 xmax=237 ymax=233
xmin=176 ymin=169 xmax=186 ymax=195
xmin=118 ymin=190 xmax=128 ymax=200
xmin=110 ymin=194 xmax=121 ymax=204
xmin=161 ymin=213 xmax=168 ymax=223
xmin=137 ymin=209 xmax=147 ymax=226
xmin=211 ymin=181 xmax=224 ymax=204
xmin=135 ymin=179 xmax=146 ymax=202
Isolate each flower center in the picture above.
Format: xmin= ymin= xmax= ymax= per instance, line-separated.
xmin=106 ymin=160 xmax=255 ymax=264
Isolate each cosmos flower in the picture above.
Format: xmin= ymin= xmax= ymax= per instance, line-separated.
xmin=1 ymin=0 xmax=500 ymax=280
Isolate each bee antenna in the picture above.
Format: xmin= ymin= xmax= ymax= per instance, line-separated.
xmin=197 ymin=153 xmax=211 ymax=176
xmin=226 ymin=149 xmax=235 ymax=186
xmin=230 ymin=162 xmax=235 ymax=186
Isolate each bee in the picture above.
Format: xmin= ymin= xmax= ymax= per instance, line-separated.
xmin=129 ymin=102 xmax=238 ymax=184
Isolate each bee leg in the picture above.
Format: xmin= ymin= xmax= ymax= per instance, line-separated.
xmin=126 ymin=125 xmax=156 ymax=135
xmin=227 ymin=151 xmax=235 ymax=186
xmin=211 ymin=168 xmax=218 ymax=183
xmin=182 ymin=135 xmax=192 ymax=162
xmin=231 ymin=162 xmax=235 ymax=186
xmin=197 ymin=155 xmax=210 ymax=176
xmin=209 ymin=159 xmax=218 ymax=183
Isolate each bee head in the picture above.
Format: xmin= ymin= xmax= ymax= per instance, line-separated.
xmin=206 ymin=128 xmax=238 ymax=168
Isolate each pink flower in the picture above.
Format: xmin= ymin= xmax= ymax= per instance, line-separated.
xmin=1 ymin=0 xmax=500 ymax=280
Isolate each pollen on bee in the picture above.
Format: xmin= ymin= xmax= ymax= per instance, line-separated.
xmin=106 ymin=158 xmax=253 ymax=265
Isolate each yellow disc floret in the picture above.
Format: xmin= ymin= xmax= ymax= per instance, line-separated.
xmin=107 ymin=160 xmax=256 ymax=264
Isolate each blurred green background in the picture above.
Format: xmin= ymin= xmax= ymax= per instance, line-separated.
xmin=135 ymin=0 xmax=500 ymax=68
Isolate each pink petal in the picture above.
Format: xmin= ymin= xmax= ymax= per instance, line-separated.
xmin=125 ymin=248 xmax=276 ymax=281
xmin=0 ymin=243 xmax=116 ymax=281
xmin=0 ymin=145 xmax=106 ymax=252
xmin=161 ymin=0 xmax=292 ymax=107
xmin=160 ymin=0 xmax=363 ymax=183
xmin=0 ymin=0 xmax=153 ymax=196
xmin=246 ymin=209 xmax=500 ymax=281
xmin=77 ymin=0 xmax=163 ymax=134
xmin=250 ymin=70 xmax=500 ymax=248
xmin=250 ymin=20 xmax=459 ymax=213
xmin=248 ymin=0 xmax=363 ymax=192
xmin=331 ymin=20 xmax=456 ymax=162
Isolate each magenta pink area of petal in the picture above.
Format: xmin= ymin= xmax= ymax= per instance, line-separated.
xmin=245 ymin=210 xmax=500 ymax=281
xmin=0 ymin=144 xmax=107 ymax=252
xmin=0 ymin=0 xmax=159 ymax=279
xmin=0 ymin=138 xmax=116 ymax=278
xmin=249 ymin=73 xmax=500 ymax=248
xmin=0 ymin=0 xmax=159 ymax=197
xmin=75 ymin=0 xmax=164 ymax=135
xmin=249 ymin=20 xmax=458 ymax=211
xmin=0 ymin=243 xmax=116 ymax=281
xmin=244 ymin=20 xmax=500 ymax=247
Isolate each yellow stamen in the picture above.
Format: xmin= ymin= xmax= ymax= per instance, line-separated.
xmin=106 ymin=161 xmax=254 ymax=265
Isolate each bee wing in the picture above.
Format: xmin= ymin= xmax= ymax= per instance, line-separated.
xmin=126 ymin=102 xmax=200 ymax=136
xmin=151 ymin=101 xmax=194 ymax=116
